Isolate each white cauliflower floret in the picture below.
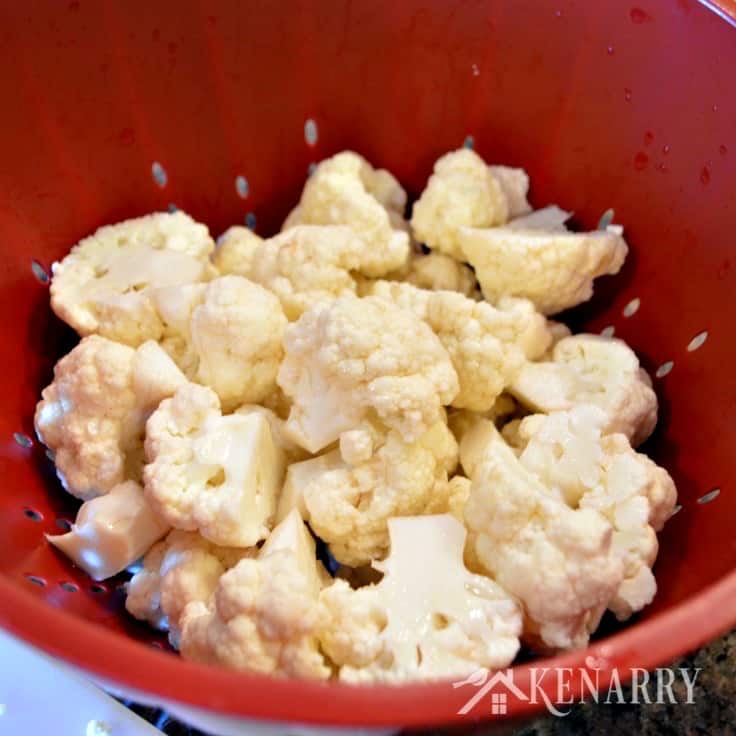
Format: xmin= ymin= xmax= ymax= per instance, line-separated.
xmin=459 ymin=225 xmax=628 ymax=315
xmin=144 ymin=383 xmax=285 ymax=547
xmin=216 ymin=225 xmax=367 ymax=320
xmin=295 ymin=152 xmax=410 ymax=276
xmin=410 ymin=149 xmax=514 ymax=259
xmin=126 ymin=529 xmax=252 ymax=645
xmin=510 ymin=334 xmax=658 ymax=446
xmin=464 ymin=421 xmax=624 ymax=651
xmin=285 ymin=420 xmax=458 ymax=565
xmin=35 ymin=337 xmax=187 ymax=499
xmin=369 ymin=281 xmax=552 ymax=411
xmin=212 ymin=226 xmax=262 ymax=277
xmin=179 ymin=511 xmax=330 ymax=678
xmin=236 ymin=405 xmax=309 ymax=465
xmin=489 ymin=165 xmax=532 ymax=219
xmin=47 ymin=480 xmax=169 ymax=581
xmin=50 ymin=212 xmax=215 ymax=345
xmin=424 ymin=475 xmax=472 ymax=521
xmin=277 ymin=296 xmax=458 ymax=453
xmin=516 ymin=407 xmax=676 ymax=620
xmin=190 ymin=276 xmax=287 ymax=410
xmin=320 ymin=515 xmax=522 ymax=682
xmin=405 ymin=252 xmax=478 ymax=297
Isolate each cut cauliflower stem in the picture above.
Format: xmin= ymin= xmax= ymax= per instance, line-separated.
xmin=405 ymin=251 xmax=478 ymax=297
xmin=144 ymin=383 xmax=285 ymax=547
xmin=320 ymin=515 xmax=522 ymax=682
xmin=410 ymin=149 xmax=530 ymax=259
xmin=190 ymin=276 xmax=287 ymax=410
xmin=510 ymin=334 xmax=658 ymax=446
xmin=294 ymin=152 xmax=410 ymax=276
xmin=459 ymin=224 xmax=628 ymax=315
xmin=290 ymin=419 xmax=459 ymax=566
xmin=215 ymin=225 xmax=368 ymax=320
xmin=278 ymin=295 xmax=458 ymax=453
xmin=179 ymin=510 xmax=331 ymax=678
xmin=369 ymin=281 xmax=552 ymax=411
xmin=515 ymin=406 xmax=676 ymax=621
xmin=35 ymin=337 xmax=187 ymax=499
xmin=50 ymin=211 xmax=215 ymax=346
xmin=126 ymin=530 xmax=253 ymax=645
xmin=47 ymin=480 xmax=169 ymax=581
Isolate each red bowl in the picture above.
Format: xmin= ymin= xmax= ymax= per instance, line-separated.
xmin=1 ymin=0 xmax=735 ymax=730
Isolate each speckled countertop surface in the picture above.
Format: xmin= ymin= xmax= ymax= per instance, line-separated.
xmin=513 ymin=630 xmax=736 ymax=736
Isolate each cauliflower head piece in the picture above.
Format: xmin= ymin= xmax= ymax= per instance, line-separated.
xmin=50 ymin=211 xmax=215 ymax=345
xmin=277 ymin=295 xmax=458 ymax=453
xmin=459 ymin=224 xmax=628 ymax=315
xmin=510 ymin=334 xmax=658 ymax=446
xmin=405 ymin=251 xmax=478 ymax=297
xmin=319 ymin=514 xmax=522 ymax=682
xmin=179 ymin=511 xmax=331 ymax=679
xmin=35 ymin=336 xmax=187 ymax=499
xmin=294 ymin=152 xmax=410 ymax=277
xmin=144 ymin=383 xmax=286 ymax=547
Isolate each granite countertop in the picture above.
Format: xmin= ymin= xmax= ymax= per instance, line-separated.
xmin=515 ymin=630 xmax=736 ymax=736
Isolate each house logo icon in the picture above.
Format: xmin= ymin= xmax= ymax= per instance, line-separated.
xmin=453 ymin=669 xmax=529 ymax=716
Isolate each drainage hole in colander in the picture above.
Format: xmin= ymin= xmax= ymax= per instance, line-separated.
xmin=60 ymin=581 xmax=79 ymax=593
xmin=307 ymin=161 xmax=317 ymax=177
xmin=304 ymin=118 xmax=318 ymax=146
xmin=31 ymin=260 xmax=50 ymax=284
xmin=244 ymin=212 xmax=257 ymax=231
xmin=687 ymin=330 xmax=708 ymax=352
xmin=151 ymin=161 xmax=168 ymax=188
xmin=622 ymin=297 xmax=640 ymax=317
xmin=655 ymin=360 xmax=674 ymax=378
xmin=25 ymin=574 xmax=46 ymax=587
xmin=463 ymin=135 xmax=475 ymax=150
xmin=597 ymin=208 xmax=615 ymax=230
xmin=167 ymin=202 xmax=178 ymax=213
xmin=697 ymin=488 xmax=720 ymax=504
xmin=671 ymin=504 xmax=683 ymax=516
xmin=600 ymin=325 xmax=615 ymax=338
xmin=23 ymin=507 xmax=43 ymax=522
xmin=235 ymin=175 xmax=249 ymax=199
xmin=13 ymin=432 xmax=33 ymax=448
xmin=90 ymin=583 xmax=107 ymax=594
xmin=55 ymin=517 xmax=72 ymax=532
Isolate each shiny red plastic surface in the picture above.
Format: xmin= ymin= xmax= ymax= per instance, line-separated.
xmin=0 ymin=0 xmax=735 ymax=728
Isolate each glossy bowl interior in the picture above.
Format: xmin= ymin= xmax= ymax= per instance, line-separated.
xmin=1 ymin=0 xmax=735 ymax=729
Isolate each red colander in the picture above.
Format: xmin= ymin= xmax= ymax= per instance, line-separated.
xmin=1 ymin=0 xmax=735 ymax=732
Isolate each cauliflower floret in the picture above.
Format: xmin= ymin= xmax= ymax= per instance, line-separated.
xmin=459 ymin=225 xmax=628 ymax=315
xmin=489 ymin=165 xmax=532 ymax=219
xmin=35 ymin=337 xmax=187 ymax=499
xmin=277 ymin=295 xmax=458 ymax=453
xmin=212 ymin=226 xmax=262 ymax=277
xmin=179 ymin=511 xmax=330 ymax=678
xmin=424 ymin=475 xmax=472 ymax=521
xmin=144 ymin=383 xmax=285 ymax=546
xmin=369 ymin=281 xmax=552 ymax=411
xmin=295 ymin=152 xmax=410 ymax=276
xmin=405 ymin=252 xmax=478 ymax=297
xmin=50 ymin=212 xmax=215 ymax=345
xmin=189 ymin=276 xmax=287 ymax=410
xmin=235 ymin=405 xmax=309 ymax=464
xmin=47 ymin=480 xmax=169 ymax=580
xmin=510 ymin=334 xmax=658 ymax=446
xmin=464 ymin=421 xmax=623 ymax=651
xmin=320 ymin=515 xmax=522 ymax=682
xmin=291 ymin=420 xmax=458 ymax=566
xmin=410 ymin=149 xmax=513 ymax=260
xmin=126 ymin=529 xmax=252 ymax=645
xmin=516 ymin=408 xmax=676 ymax=620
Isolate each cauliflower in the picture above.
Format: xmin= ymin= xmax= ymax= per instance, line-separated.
xmin=369 ymin=281 xmax=552 ymax=411
xmin=126 ymin=529 xmax=252 ymax=645
xmin=35 ymin=337 xmax=187 ymax=499
xmin=516 ymin=407 xmax=676 ymax=621
xmin=510 ymin=334 xmax=658 ymax=446
xmin=47 ymin=480 xmax=169 ymax=581
xmin=286 ymin=419 xmax=458 ymax=566
xmin=212 ymin=226 xmax=262 ymax=277
xmin=405 ymin=252 xmax=478 ymax=297
xmin=410 ymin=149 xmax=520 ymax=259
xmin=144 ymin=383 xmax=285 ymax=546
xmin=508 ymin=204 xmax=572 ymax=231
xmin=236 ymin=404 xmax=309 ymax=464
xmin=277 ymin=295 xmax=458 ymax=453
xmin=294 ymin=152 xmax=410 ymax=276
xmin=50 ymin=212 xmax=215 ymax=345
xmin=319 ymin=515 xmax=522 ymax=682
xmin=179 ymin=510 xmax=330 ymax=678
xmin=459 ymin=225 xmax=628 ymax=315
xmin=424 ymin=475 xmax=472 ymax=521
xmin=489 ymin=165 xmax=532 ymax=219
xmin=189 ymin=276 xmax=287 ymax=410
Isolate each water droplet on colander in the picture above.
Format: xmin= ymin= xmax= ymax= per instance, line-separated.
xmin=662 ymin=144 xmax=671 ymax=154
xmin=630 ymin=7 xmax=653 ymax=23
xmin=471 ymin=63 xmax=480 ymax=76
xmin=700 ymin=166 xmax=711 ymax=185
xmin=687 ymin=331 xmax=708 ymax=351
xmin=624 ymin=88 xmax=632 ymax=101
xmin=235 ymin=175 xmax=249 ymax=199
xmin=655 ymin=360 xmax=674 ymax=378
xmin=622 ymin=297 xmax=640 ymax=317
xmin=711 ymin=104 xmax=718 ymax=112
xmin=151 ymin=161 xmax=167 ymax=188
xmin=554 ymin=9 xmax=563 ymax=17
xmin=633 ymin=151 xmax=649 ymax=171
xmin=304 ymin=118 xmax=318 ymax=146
xmin=607 ymin=45 xmax=615 ymax=55
xmin=719 ymin=144 xmax=728 ymax=155
xmin=643 ymin=131 xmax=654 ymax=146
